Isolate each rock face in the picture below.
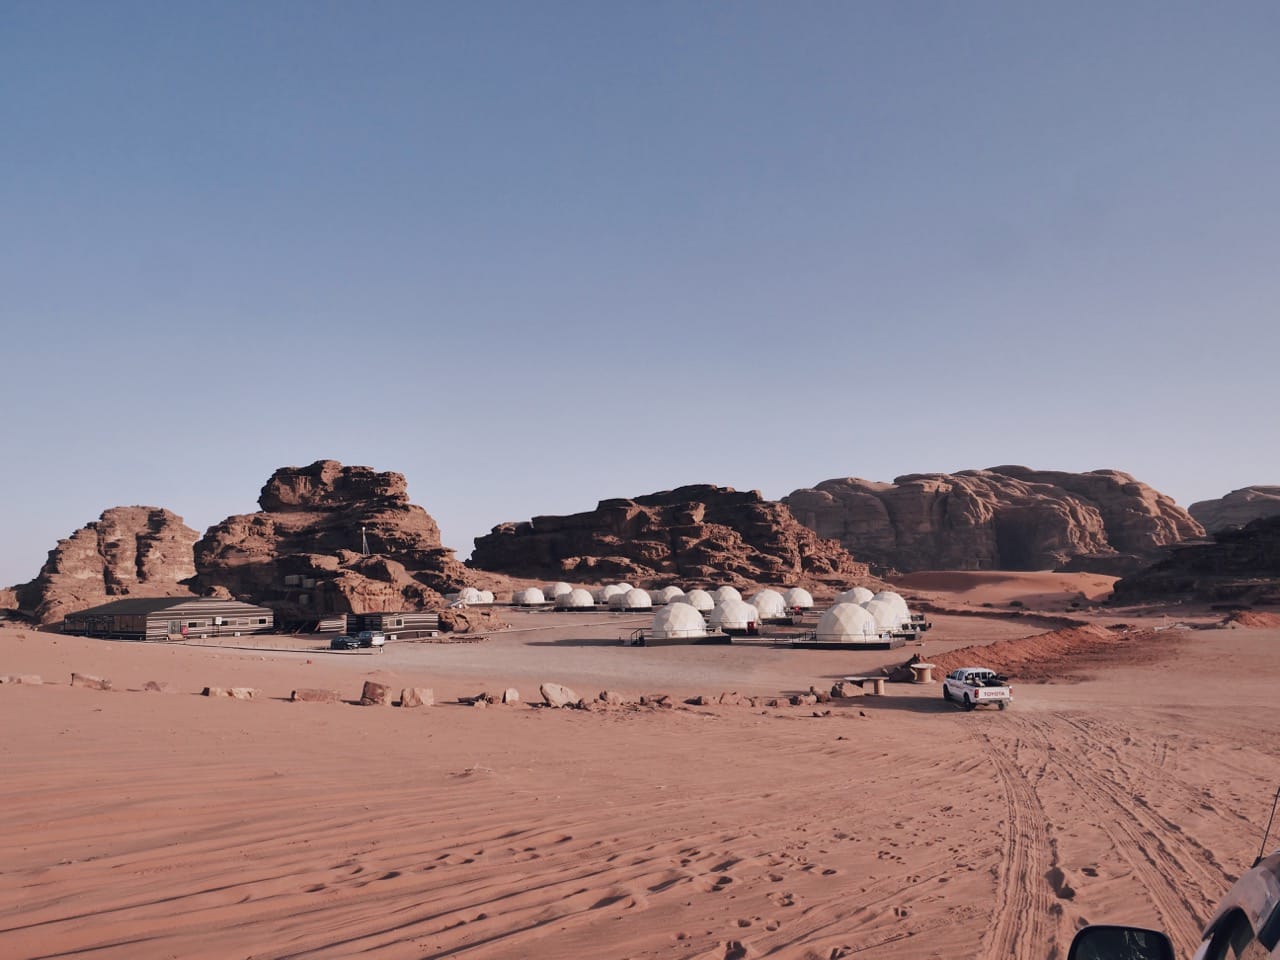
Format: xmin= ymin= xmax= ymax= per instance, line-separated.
xmin=8 ymin=507 xmax=199 ymax=625
xmin=1189 ymin=486 xmax=1280 ymax=534
xmin=1112 ymin=515 xmax=1280 ymax=606
xmin=784 ymin=466 xmax=1203 ymax=574
xmin=470 ymin=485 xmax=868 ymax=585
xmin=193 ymin=461 xmax=470 ymax=622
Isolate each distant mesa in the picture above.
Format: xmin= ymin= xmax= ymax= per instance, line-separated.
xmin=784 ymin=466 xmax=1203 ymax=575
xmin=192 ymin=460 xmax=471 ymax=622
xmin=469 ymin=483 xmax=867 ymax=585
xmin=5 ymin=507 xmax=199 ymax=625
xmin=1112 ymin=514 xmax=1280 ymax=606
xmin=1189 ymin=486 xmax=1280 ymax=534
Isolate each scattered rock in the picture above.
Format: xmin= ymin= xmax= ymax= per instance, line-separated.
xmin=13 ymin=674 xmax=42 ymax=685
xmin=501 ymin=687 xmax=520 ymax=704
xmin=360 ymin=681 xmax=392 ymax=706
xmin=790 ymin=694 xmax=818 ymax=707
xmin=598 ymin=690 xmax=623 ymax=705
xmin=471 ymin=697 xmax=488 ymax=709
xmin=830 ymin=681 xmax=864 ymax=699
xmin=291 ymin=687 xmax=340 ymax=703
xmin=70 ymin=673 xmax=112 ymax=691
xmin=229 ymin=687 xmax=259 ymax=700
xmin=540 ymin=682 xmax=579 ymax=708
xmin=686 ymin=694 xmax=715 ymax=706
xmin=719 ymin=692 xmax=750 ymax=706
xmin=396 ymin=686 xmax=432 ymax=711
xmin=142 ymin=680 xmax=176 ymax=693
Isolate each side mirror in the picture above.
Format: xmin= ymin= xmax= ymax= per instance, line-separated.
xmin=1069 ymin=925 xmax=1176 ymax=960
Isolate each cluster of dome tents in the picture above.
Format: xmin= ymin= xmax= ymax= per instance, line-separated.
xmin=497 ymin=580 xmax=917 ymax=646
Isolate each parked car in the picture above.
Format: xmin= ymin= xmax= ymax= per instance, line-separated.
xmin=356 ymin=630 xmax=385 ymax=648
xmin=329 ymin=635 xmax=361 ymax=650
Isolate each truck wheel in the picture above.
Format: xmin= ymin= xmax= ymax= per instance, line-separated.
xmin=963 ymin=694 xmax=974 ymax=712
xmin=998 ymin=701 xmax=1007 ymax=711
xmin=943 ymin=686 xmax=952 ymax=702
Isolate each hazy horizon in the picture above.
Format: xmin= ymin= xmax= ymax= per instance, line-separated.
xmin=4 ymin=2 xmax=1278 ymax=586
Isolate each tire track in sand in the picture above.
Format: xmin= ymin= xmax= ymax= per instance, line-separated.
xmin=973 ymin=726 xmax=1061 ymax=960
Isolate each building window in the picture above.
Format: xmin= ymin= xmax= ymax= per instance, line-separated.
xmin=258 ymin=618 xmax=268 ymax=624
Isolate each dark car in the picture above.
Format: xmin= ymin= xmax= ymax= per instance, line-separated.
xmin=329 ymin=635 xmax=361 ymax=650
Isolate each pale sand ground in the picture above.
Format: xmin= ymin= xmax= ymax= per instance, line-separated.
xmin=2 ymin=572 xmax=1278 ymax=960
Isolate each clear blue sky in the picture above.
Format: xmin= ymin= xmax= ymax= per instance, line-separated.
xmin=3 ymin=1 xmax=1278 ymax=586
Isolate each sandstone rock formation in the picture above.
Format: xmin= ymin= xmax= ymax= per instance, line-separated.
xmin=193 ymin=460 xmax=470 ymax=622
xmin=470 ymin=485 xmax=868 ymax=586
xmin=7 ymin=507 xmax=199 ymax=625
xmin=1189 ymin=486 xmax=1280 ymax=534
xmin=784 ymin=467 xmax=1203 ymax=574
xmin=1111 ymin=515 xmax=1280 ymax=606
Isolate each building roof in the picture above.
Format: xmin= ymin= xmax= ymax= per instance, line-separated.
xmin=65 ymin=596 xmax=273 ymax=618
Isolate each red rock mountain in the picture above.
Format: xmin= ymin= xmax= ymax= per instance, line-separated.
xmin=7 ymin=507 xmax=199 ymax=625
xmin=784 ymin=466 xmax=1203 ymax=574
xmin=469 ymin=484 xmax=868 ymax=586
xmin=1189 ymin=486 xmax=1280 ymax=534
xmin=193 ymin=460 xmax=471 ymax=620
xmin=1111 ymin=515 xmax=1280 ymax=605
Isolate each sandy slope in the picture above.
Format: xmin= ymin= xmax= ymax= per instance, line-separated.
xmin=2 ymin=575 xmax=1279 ymax=960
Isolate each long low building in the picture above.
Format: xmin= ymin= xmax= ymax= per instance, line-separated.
xmin=62 ymin=597 xmax=275 ymax=641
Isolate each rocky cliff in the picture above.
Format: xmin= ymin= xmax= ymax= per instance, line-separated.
xmin=193 ymin=460 xmax=471 ymax=620
xmin=470 ymin=484 xmax=868 ymax=586
xmin=8 ymin=507 xmax=199 ymax=625
xmin=784 ymin=466 xmax=1203 ymax=574
xmin=1111 ymin=515 xmax=1280 ymax=605
xmin=1189 ymin=486 xmax=1280 ymax=534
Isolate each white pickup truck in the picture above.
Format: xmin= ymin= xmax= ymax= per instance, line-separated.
xmin=942 ymin=667 xmax=1012 ymax=711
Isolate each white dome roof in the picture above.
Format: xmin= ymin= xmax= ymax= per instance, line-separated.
xmin=684 ymin=589 xmax=714 ymax=611
xmin=622 ymin=588 xmax=651 ymax=609
xmin=783 ymin=587 xmax=813 ymax=609
xmin=709 ymin=598 xmax=759 ymax=631
xmin=658 ymin=585 xmax=684 ymax=603
xmin=861 ymin=599 xmax=901 ymax=630
xmin=649 ymin=603 xmax=707 ymax=640
xmin=477 ymin=590 xmax=494 ymax=604
xmin=873 ymin=591 xmax=910 ymax=618
xmin=513 ymin=587 xmax=546 ymax=605
xmin=838 ymin=587 xmax=874 ymax=605
xmin=712 ymin=586 xmax=742 ymax=604
xmin=557 ymin=588 xmax=595 ymax=608
xmin=545 ymin=582 xmax=573 ymax=598
xmin=615 ymin=582 xmax=634 ymax=593
xmin=816 ymin=603 xmax=879 ymax=641
xmin=457 ymin=587 xmax=482 ymax=604
xmin=750 ymin=589 xmax=787 ymax=620
xmin=602 ymin=584 xmax=628 ymax=601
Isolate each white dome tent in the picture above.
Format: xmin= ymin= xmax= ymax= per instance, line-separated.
xmin=614 ymin=583 xmax=634 ymax=593
xmin=861 ymin=599 xmax=901 ymax=632
xmin=838 ymin=586 xmax=875 ymax=605
xmin=512 ymin=587 xmax=546 ymax=606
xmin=598 ymin=584 xmax=628 ymax=605
xmin=873 ymin=591 xmax=912 ymax=625
xmin=712 ymin=586 xmax=742 ymax=605
xmin=683 ymin=589 xmax=715 ymax=612
xmin=610 ymin=588 xmax=652 ymax=611
xmin=815 ymin=603 xmax=879 ymax=643
xmin=709 ymin=598 xmax=760 ymax=634
xmin=652 ymin=585 xmax=684 ymax=605
xmin=749 ymin=589 xmax=788 ymax=623
xmin=476 ymin=590 xmax=495 ymax=605
xmin=454 ymin=587 xmax=482 ymax=605
xmin=556 ymin=588 xmax=595 ymax=609
xmin=545 ymin=582 xmax=573 ymax=600
xmin=782 ymin=587 xmax=813 ymax=610
xmin=648 ymin=603 xmax=708 ymax=640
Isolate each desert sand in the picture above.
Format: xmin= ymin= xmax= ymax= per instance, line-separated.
xmin=2 ymin=573 xmax=1278 ymax=960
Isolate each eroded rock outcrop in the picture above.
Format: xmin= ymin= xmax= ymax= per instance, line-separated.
xmin=1111 ymin=515 xmax=1280 ymax=606
xmin=8 ymin=507 xmax=198 ymax=625
xmin=193 ymin=460 xmax=470 ymax=621
xmin=784 ymin=466 xmax=1203 ymax=574
xmin=470 ymin=484 xmax=868 ymax=585
xmin=1189 ymin=486 xmax=1280 ymax=534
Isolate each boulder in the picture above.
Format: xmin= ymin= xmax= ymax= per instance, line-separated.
xmin=785 ymin=466 xmax=1203 ymax=573
xmin=202 ymin=686 xmax=226 ymax=697
xmin=399 ymin=687 xmax=434 ymax=708
xmin=142 ymin=680 xmax=176 ymax=693
xmin=8 ymin=507 xmax=199 ymax=625
xmin=540 ymin=682 xmax=578 ymax=708
xmin=471 ymin=484 xmax=867 ymax=586
xmin=790 ymin=694 xmax=818 ymax=706
xmin=830 ymin=681 xmax=864 ymax=699
xmin=501 ymin=687 xmax=520 ymax=704
xmin=359 ymin=681 xmax=392 ymax=706
xmin=291 ymin=688 xmax=341 ymax=703
xmin=599 ymin=690 xmax=624 ymax=705
xmin=70 ymin=673 xmax=112 ymax=691
xmin=191 ymin=460 xmax=472 ymax=623
xmin=1113 ymin=515 xmax=1280 ymax=605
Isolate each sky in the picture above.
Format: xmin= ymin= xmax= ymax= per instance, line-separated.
xmin=2 ymin=1 xmax=1278 ymax=586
